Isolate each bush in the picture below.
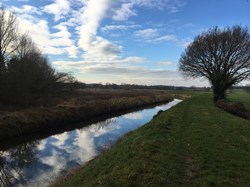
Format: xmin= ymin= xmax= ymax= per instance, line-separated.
xmin=215 ymin=100 xmax=249 ymax=119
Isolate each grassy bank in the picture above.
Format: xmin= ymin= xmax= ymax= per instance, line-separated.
xmin=54 ymin=93 xmax=250 ymax=186
xmin=0 ymin=89 xmax=173 ymax=141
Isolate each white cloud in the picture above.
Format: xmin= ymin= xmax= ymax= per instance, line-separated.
xmin=121 ymin=56 xmax=145 ymax=63
xmin=43 ymin=0 xmax=70 ymax=21
xmin=51 ymin=24 xmax=73 ymax=47
xmin=78 ymin=0 xmax=124 ymax=62
xmin=123 ymin=112 xmax=144 ymax=120
xmin=10 ymin=5 xmax=41 ymax=15
xmin=15 ymin=11 xmax=75 ymax=55
xmin=158 ymin=61 xmax=177 ymax=66
xmin=52 ymin=56 xmax=144 ymax=69
xmin=134 ymin=28 xmax=177 ymax=43
xmin=112 ymin=3 xmax=136 ymax=21
xmin=152 ymin=34 xmax=177 ymax=42
xmin=1 ymin=8 xmax=61 ymax=55
xmin=165 ymin=0 xmax=185 ymax=13
xmin=137 ymin=0 xmax=185 ymax=12
xmin=18 ymin=18 xmax=50 ymax=46
xmin=5 ymin=3 xmax=78 ymax=57
xmin=120 ymin=69 xmax=209 ymax=86
xmin=65 ymin=45 xmax=79 ymax=58
xmin=77 ymin=0 xmax=184 ymax=62
xmin=132 ymin=0 xmax=165 ymax=9
xmin=111 ymin=0 xmax=184 ymax=22
xmin=43 ymin=46 xmax=65 ymax=55
xmin=101 ymin=24 xmax=140 ymax=32
xmin=134 ymin=28 xmax=159 ymax=39
xmin=52 ymin=59 xmax=209 ymax=86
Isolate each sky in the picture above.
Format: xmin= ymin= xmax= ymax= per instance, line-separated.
xmin=1 ymin=0 xmax=250 ymax=86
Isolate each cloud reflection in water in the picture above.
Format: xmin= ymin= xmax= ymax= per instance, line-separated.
xmin=0 ymin=99 xmax=182 ymax=187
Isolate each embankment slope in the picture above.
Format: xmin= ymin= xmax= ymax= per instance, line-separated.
xmin=54 ymin=93 xmax=250 ymax=186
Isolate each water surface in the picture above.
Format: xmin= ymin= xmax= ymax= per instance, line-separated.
xmin=0 ymin=99 xmax=181 ymax=187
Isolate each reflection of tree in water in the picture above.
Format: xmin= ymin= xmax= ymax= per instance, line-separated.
xmin=78 ymin=117 xmax=120 ymax=153
xmin=92 ymin=117 xmax=118 ymax=130
xmin=79 ymin=117 xmax=119 ymax=133
xmin=94 ymin=118 xmax=121 ymax=152
xmin=0 ymin=141 xmax=39 ymax=187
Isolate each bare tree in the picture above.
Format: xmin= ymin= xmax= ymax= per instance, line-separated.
xmin=0 ymin=6 xmax=18 ymax=76
xmin=8 ymin=39 xmax=74 ymax=95
xmin=14 ymin=33 xmax=38 ymax=60
xmin=179 ymin=26 xmax=250 ymax=101
xmin=0 ymin=7 xmax=75 ymax=103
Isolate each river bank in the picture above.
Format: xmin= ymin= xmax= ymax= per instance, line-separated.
xmin=0 ymin=89 xmax=174 ymax=141
xmin=0 ymin=99 xmax=182 ymax=186
xmin=53 ymin=93 xmax=250 ymax=186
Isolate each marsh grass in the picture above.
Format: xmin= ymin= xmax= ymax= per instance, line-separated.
xmin=0 ymin=89 xmax=173 ymax=141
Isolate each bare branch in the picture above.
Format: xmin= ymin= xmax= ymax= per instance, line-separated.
xmin=0 ymin=6 xmax=18 ymax=73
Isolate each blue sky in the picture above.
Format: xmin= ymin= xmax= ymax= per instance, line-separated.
xmin=1 ymin=0 xmax=250 ymax=86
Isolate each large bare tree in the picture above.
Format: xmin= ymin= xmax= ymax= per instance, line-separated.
xmin=179 ymin=26 xmax=250 ymax=101
xmin=0 ymin=6 xmax=17 ymax=76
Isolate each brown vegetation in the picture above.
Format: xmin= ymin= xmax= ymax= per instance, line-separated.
xmin=0 ymin=89 xmax=173 ymax=141
xmin=215 ymin=99 xmax=250 ymax=119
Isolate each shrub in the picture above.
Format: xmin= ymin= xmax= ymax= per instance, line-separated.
xmin=215 ymin=100 xmax=249 ymax=119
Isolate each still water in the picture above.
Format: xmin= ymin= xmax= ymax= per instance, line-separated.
xmin=0 ymin=99 xmax=181 ymax=187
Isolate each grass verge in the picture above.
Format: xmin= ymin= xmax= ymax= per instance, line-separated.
xmin=53 ymin=93 xmax=250 ymax=186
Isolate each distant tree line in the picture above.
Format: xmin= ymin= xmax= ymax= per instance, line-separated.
xmin=70 ymin=82 xmax=250 ymax=93
xmin=0 ymin=7 xmax=73 ymax=104
xmin=69 ymin=82 xmax=211 ymax=91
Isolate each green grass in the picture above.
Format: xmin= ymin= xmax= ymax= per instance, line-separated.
xmin=54 ymin=93 xmax=250 ymax=186
xmin=228 ymin=91 xmax=250 ymax=110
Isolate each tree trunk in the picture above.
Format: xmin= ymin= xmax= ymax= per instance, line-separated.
xmin=0 ymin=55 xmax=5 ymax=77
xmin=0 ymin=55 xmax=3 ymax=92
xmin=212 ymin=84 xmax=226 ymax=102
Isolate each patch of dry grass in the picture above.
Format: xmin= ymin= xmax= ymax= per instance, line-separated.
xmin=0 ymin=89 xmax=173 ymax=141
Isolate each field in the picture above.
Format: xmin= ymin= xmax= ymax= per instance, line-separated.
xmin=54 ymin=92 xmax=250 ymax=186
xmin=0 ymin=89 xmax=174 ymax=142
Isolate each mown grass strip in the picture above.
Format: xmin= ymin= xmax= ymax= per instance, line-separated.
xmin=54 ymin=93 xmax=250 ymax=186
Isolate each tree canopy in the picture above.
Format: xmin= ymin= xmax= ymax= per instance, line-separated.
xmin=179 ymin=25 xmax=250 ymax=101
